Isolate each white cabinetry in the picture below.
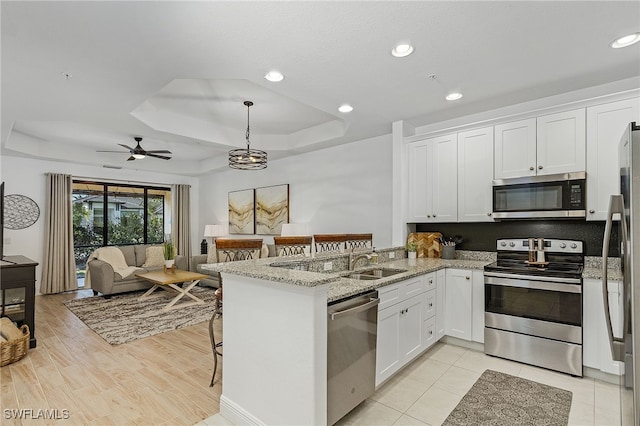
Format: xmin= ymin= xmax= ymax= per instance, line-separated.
xmin=407 ymin=134 xmax=458 ymax=222
xmin=444 ymin=269 xmax=472 ymax=341
xmin=376 ymin=272 xmax=438 ymax=386
xmin=536 ymin=109 xmax=586 ymax=176
xmin=583 ymin=278 xmax=624 ymax=375
xmin=436 ymin=269 xmax=446 ymax=340
xmin=471 ymin=270 xmax=485 ymax=343
xmin=494 ymin=109 xmax=586 ymax=179
xmin=457 ymin=127 xmax=494 ymax=222
xmin=445 ymin=269 xmax=484 ymax=343
xmin=494 ymin=118 xmax=537 ymax=179
xmin=586 ymin=98 xmax=640 ymax=220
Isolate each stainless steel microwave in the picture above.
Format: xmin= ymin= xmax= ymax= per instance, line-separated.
xmin=492 ymin=172 xmax=586 ymax=219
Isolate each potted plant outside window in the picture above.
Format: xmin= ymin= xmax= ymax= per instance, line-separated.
xmin=163 ymin=241 xmax=176 ymax=269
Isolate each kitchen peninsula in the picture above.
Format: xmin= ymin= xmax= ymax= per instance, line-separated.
xmin=202 ymin=249 xmax=491 ymax=425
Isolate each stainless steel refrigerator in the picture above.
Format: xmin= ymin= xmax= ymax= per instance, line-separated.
xmin=603 ymin=121 xmax=640 ymax=425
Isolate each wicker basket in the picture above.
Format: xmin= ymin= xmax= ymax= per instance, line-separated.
xmin=0 ymin=323 xmax=30 ymax=367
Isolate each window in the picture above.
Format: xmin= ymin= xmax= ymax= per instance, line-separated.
xmin=72 ymin=181 xmax=171 ymax=283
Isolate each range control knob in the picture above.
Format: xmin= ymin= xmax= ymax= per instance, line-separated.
xmin=501 ymin=242 xmax=507 ymax=247
xmin=509 ymin=242 xmax=516 ymax=247
xmin=560 ymin=243 xmax=567 ymax=249
xmin=571 ymin=243 xmax=577 ymax=249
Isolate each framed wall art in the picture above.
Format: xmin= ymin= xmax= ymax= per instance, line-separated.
xmin=255 ymin=184 xmax=289 ymax=235
xmin=228 ymin=189 xmax=255 ymax=234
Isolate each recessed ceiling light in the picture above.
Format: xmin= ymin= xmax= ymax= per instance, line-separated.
xmin=391 ymin=43 xmax=414 ymax=58
xmin=610 ymin=33 xmax=640 ymax=48
xmin=446 ymin=92 xmax=463 ymax=101
xmin=338 ymin=104 xmax=354 ymax=113
xmin=264 ymin=71 xmax=284 ymax=82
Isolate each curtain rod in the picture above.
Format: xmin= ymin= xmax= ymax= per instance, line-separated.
xmin=70 ymin=175 xmax=188 ymax=188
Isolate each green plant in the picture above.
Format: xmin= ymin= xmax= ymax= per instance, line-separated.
xmin=406 ymin=241 xmax=418 ymax=252
xmin=163 ymin=241 xmax=176 ymax=260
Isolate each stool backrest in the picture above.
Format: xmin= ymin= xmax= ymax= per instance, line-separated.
xmin=274 ymin=236 xmax=313 ymax=256
xmin=215 ymin=239 xmax=264 ymax=263
xmin=346 ymin=233 xmax=373 ymax=251
xmin=313 ymin=234 xmax=348 ymax=253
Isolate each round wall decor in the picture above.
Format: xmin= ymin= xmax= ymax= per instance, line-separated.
xmin=4 ymin=194 xmax=40 ymax=229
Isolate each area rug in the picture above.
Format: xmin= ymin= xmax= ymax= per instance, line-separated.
xmin=63 ymin=287 xmax=216 ymax=345
xmin=443 ymin=369 xmax=572 ymax=426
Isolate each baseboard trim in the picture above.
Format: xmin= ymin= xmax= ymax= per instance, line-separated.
xmin=442 ymin=335 xmax=485 ymax=352
xmin=220 ymin=395 xmax=265 ymax=426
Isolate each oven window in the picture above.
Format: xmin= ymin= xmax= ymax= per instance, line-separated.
xmin=485 ymin=284 xmax=581 ymax=326
xmin=494 ymin=183 xmax=563 ymax=211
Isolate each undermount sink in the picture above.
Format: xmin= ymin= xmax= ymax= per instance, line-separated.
xmin=346 ymin=268 xmax=406 ymax=280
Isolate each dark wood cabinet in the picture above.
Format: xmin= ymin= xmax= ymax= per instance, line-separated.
xmin=1 ymin=256 xmax=38 ymax=348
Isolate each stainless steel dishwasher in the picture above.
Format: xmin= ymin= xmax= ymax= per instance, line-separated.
xmin=327 ymin=290 xmax=379 ymax=425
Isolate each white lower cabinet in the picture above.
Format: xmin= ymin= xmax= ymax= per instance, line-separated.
xmin=583 ymin=278 xmax=624 ymax=375
xmin=445 ymin=269 xmax=484 ymax=343
xmin=436 ymin=269 xmax=446 ymax=339
xmin=376 ymin=272 xmax=439 ymax=386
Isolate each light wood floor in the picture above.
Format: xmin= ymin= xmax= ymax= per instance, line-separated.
xmin=1 ymin=289 xmax=222 ymax=425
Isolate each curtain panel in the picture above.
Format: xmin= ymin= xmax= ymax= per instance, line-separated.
xmin=171 ymin=184 xmax=192 ymax=261
xmin=40 ymin=173 xmax=78 ymax=294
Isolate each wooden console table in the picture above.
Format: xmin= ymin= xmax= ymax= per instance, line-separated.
xmin=0 ymin=255 xmax=38 ymax=348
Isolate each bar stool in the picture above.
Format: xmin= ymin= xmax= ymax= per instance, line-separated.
xmin=209 ymin=238 xmax=264 ymax=387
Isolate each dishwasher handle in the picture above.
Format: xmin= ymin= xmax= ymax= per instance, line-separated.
xmin=329 ymin=297 xmax=380 ymax=321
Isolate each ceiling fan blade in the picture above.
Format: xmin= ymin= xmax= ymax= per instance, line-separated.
xmin=146 ymin=153 xmax=172 ymax=160
xmin=145 ymin=150 xmax=172 ymax=154
xmin=96 ymin=150 xmax=128 ymax=153
xmin=127 ymin=156 xmax=136 ymax=161
xmin=118 ymin=144 xmax=136 ymax=151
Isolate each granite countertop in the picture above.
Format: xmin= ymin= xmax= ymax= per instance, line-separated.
xmin=583 ymin=256 xmax=623 ymax=281
xmin=201 ymin=253 xmax=492 ymax=303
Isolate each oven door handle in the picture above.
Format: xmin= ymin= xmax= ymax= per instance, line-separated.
xmin=484 ymin=275 xmax=581 ymax=293
xmin=602 ymin=194 xmax=626 ymax=362
xmin=483 ymin=271 xmax=581 ymax=285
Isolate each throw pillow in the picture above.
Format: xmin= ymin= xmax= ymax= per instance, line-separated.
xmin=142 ymin=246 xmax=165 ymax=267
xmin=207 ymin=243 xmax=217 ymax=263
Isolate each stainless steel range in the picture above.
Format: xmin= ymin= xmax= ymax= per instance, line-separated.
xmin=484 ymin=238 xmax=584 ymax=376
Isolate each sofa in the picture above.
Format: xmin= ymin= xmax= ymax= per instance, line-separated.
xmin=87 ymin=244 xmax=187 ymax=297
xmin=190 ymin=243 xmax=274 ymax=288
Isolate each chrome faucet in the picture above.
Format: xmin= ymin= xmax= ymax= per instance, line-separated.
xmin=349 ymin=251 xmax=372 ymax=270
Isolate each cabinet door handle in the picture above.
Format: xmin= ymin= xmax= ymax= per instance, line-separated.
xmin=529 ymin=166 xmax=534 ymax=171
xmin=429 ymin=303 xmax=433 ymax=308
xmin=428 ymin=279 xmax=433 ymax=284
xmin=429 ymin=330 xmax=433 ymax=336
xmin=433 ymin=214 xmax=437 ymax=218
xmin=427 ymin=215 xmax=431 ymax=218
xmin=465 ymin=276 xmax=470 ymax=280
xmin=487 ymin=212 xmax=492 ymax=216
xmin=538 ymin=165 xmax=543 ymax=170
xmin=589 ymin=209 xmax=595 ymax=214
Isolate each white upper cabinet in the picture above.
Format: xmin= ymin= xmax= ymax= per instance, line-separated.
xmin=457 ymin=127 xmax=494 ymax=222
xmin=536 ymin=109 xmax=586 ymax=176
xmin=586 ymin=98 xmax=640 ymax=220
xmin=494 ymin=109 xmax=586 ymax=179
xmin=407 ymin=140 xmax=432 ymax=222
xmin=494 ymin=118 xmax=537 ymax=179
xmin=406 ymin=133 xmax=458 ymax=222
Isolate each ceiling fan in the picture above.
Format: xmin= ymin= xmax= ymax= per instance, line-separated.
xmin=97 ymin=137 xmax=172 ymax=161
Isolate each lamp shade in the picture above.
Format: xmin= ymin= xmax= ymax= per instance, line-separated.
xmin=280 ymin=223 xmax=310 ymax=236
xmin=204 ymin=224 xmax=226 ymax=238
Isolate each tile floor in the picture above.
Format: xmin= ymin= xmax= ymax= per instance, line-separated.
xmin=197 ymin=342 xmax=625 ymax=426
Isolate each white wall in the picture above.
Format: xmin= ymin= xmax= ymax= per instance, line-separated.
xmin=198 ymin=133 xmax=393 ymax=249
xmin=0 ymin=155 xmax=199 ymax=291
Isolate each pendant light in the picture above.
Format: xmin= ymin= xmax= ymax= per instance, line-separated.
xmin=228 ymin=101 xmax=267 ymax=170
